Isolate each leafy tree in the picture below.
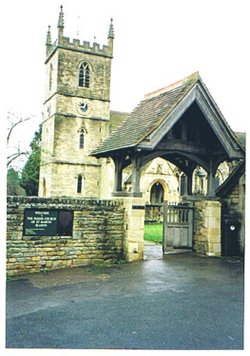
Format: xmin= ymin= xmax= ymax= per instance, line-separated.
xmin=7 ymin=168 xmax=26 ymax=196
xmin=21 ymin=126 xmax=41 ymax=196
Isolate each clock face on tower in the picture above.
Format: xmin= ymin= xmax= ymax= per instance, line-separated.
xmin=76 ymin=100 xmax=91 ymax=116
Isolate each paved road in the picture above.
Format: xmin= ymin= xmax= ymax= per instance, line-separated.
xmin=6 ymin=247 xmax=244 ymax=350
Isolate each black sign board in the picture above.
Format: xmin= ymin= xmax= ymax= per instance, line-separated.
xmin=23 ymin=209 xmax=73 ymax=236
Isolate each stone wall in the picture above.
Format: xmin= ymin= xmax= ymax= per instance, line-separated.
xmin=7 ymin=197 xmax=124 ymax=277
xmin=114 ymin=196 xmax=145 ymax=262
xmin=193 ymin=200 xmax=221 ymax=256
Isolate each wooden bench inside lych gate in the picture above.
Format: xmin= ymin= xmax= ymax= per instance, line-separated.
xmin=163 ymin=202 xmax=194 ymax=252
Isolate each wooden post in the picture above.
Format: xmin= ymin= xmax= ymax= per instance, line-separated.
xmin=114 ymin=158 xmax=123 ymax=192
xmin=131 ymin=156 xmax=142 ymax=194
xmin=187 ymin=174 xmax=193 ymax=195
xmin=207 ymin=160 xmax=216 ymax=197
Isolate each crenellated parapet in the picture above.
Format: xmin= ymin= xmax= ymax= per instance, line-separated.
xmin=46 ymin=6 xmax=114 ymax=60
xmin=59 ymin=37 xmax=111 ymax=56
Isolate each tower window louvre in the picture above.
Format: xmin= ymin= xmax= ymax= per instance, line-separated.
xmin=79 ymin=62 xmax=90 ymax=88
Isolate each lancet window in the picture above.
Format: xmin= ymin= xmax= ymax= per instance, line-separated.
xmin=79 ymin=62 xmax=90 ymax=88
xmin=49 ymin=64 xmax=53 ymax=91
xmin=79 ymin=132 xmax=84 ymax=149
xmin=77 ymin=175 xmax=83 ymax=193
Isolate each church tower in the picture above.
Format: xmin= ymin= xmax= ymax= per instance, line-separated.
xmin=39 ymin=6 xmax=114 ymax=198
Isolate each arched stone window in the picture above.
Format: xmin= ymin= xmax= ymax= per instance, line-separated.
xmin=78 ymin=62 xmax=90 ymax=88
xmin=78 ymin=128 xmax=86 ymax=149
xmin=79 ymin=132 xmax=84 ymax=149
xmin=49 ymin=64 xmax=53 ymax=91
xmin=193 ymin=167 xmax=207 ymax=195
xmin=77 ymin=175 xmax=83 ymax=193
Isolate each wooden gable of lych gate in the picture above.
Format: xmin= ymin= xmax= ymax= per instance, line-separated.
xmin=92 ymin=72 xmax=200 ymax=157
xmin=137 ymin=75 xmax=244 ymax=163
xmin=93 ymin=72 xmax=244 ymax=161
xmin=92 ymin=72 xmax=244 ymax=196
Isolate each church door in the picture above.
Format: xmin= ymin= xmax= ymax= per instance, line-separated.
xmin=150 ymin=182 xmax=164 ymax=204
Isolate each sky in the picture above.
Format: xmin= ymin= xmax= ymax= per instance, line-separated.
xmin=2 ymin=0 xmax=249 ymax=169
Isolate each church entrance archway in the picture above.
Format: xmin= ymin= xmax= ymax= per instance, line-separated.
xmin=150 ymin=181 xmax=164 ymax=204
xmin=144 ymin=180 xmax=167 ymax=258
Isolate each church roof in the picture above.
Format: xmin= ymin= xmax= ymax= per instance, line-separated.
xmin=92 ymin=72 xmax=244 ymax=159
xmin=109 ymin=111 xmax=128 ymax=132
xmin=93 ymin=72 xmax=199 ymax=156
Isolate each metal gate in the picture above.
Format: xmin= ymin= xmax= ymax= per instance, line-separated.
xmin=163 ymin=202 xmax=194 ymax=252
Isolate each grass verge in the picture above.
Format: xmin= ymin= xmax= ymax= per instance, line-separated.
xmin=144 ymin=223 xmax=163 ymax=243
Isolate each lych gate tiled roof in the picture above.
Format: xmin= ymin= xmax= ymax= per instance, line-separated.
xmin=92 ymin=72 xmax=200 ymax=156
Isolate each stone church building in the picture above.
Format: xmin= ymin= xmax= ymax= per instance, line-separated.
xmin=38 ymin=7 xmax=236 ymax=205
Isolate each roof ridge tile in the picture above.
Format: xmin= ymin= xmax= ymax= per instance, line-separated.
xmin=144 ymin=71 xmax=199 ymax=101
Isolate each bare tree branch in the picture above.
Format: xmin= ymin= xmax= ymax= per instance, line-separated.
xmin=7 ymin=151 xmax=29 ymax=167
xmin=7 ymin=112 xmax=34 ymax=168
xmin=7 ymin=114 xmax=31 ymax=144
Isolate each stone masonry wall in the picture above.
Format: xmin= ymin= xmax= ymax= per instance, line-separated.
xmin=193 ymin=200 xmax=221 ymax=256
xmin=7 ymin=197 xmax=124 ymax=277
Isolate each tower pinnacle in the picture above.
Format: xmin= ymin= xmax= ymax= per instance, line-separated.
xmin=108 ymin=18 xmax=114 ymax=55
xmin=108 ymin=18 xmax=114 ymax=39
xmin=46 ymin=25 xmax=52 ymax=56
xmin=57 ymin=5 xmax=64 ymax=43
xmin=58 ymin=5 xmax=64 ymax=29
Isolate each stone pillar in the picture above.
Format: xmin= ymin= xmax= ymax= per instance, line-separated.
xmin=193 ymin=199 xmax=221 ymax=256
xmin=114 ymin=196 xmax=145 ymax=262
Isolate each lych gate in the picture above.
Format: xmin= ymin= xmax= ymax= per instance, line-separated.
xmin=92 ymin=72 xmax=244 ymax=261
